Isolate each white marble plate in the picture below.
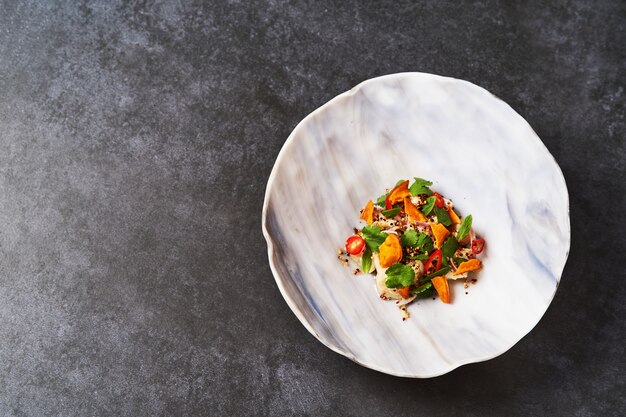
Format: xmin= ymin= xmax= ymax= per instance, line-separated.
xmin=262 ymin=72 xmax=570 ymax=377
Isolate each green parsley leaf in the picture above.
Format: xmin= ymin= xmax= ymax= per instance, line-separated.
xmin=421 ymin=196 xmax=437 ymax=216
xmin=456 ymin=215 xmax=473 ymax=241
xmin=395 ymin=179 xmax=405 ymax=186
xmin=361 ymin=225 xmax=387 ymax=253
xmin=441 ymin=236 xmax=458 ymax=266
xmin=361 ymin=247 xmax=372 ymax=273
xmin=412 ymin=281 xmax=434 ymax=297
xmin=381 ymin=206 xmax=401 ymax=218
xmin=434 ymin=206 xmax=452 ymax=226
xmin=375 ymin=193 xmax=388 ymax=207
xmin=409 ymin=177 xmax=433 ymax=195
xmin=384 ymin=263 xmax=415 ymax=289
xmin=401 ymin=229 xmax=419 ymax=247
xmin=416 ymin=233 xmax=434 ymax=253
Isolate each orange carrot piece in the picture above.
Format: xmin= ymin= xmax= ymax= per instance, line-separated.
xmin=431 ymin=276 xmax=450 ymax=304
xmin=388 ymin=180 xmax=411 ymax=204
xmin=403 ymin=197 xmax=427 ymax=222
xmin=397 ymin=286 xmax=411 ymax=299
xmin=430 ymin=222 xmax=450 ymax=249
xmin=379 ymin=234 xmax=403 ymax=268
xmin=448 ymin=207 xmax=461 ymax=224
xmin=360 ymin=200 xmax=374 ymax=224
xmin=453 ymin=259 xmax=482 ymax=275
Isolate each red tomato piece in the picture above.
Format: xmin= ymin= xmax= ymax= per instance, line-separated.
xmin=345 ymin=235 xmax=365 ymax=255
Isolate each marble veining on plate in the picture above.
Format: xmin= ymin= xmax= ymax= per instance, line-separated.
xmin=262 ymin=72 xmax=570 ymax=377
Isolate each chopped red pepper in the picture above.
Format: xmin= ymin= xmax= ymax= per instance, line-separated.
xmin=472 ymin=238 xmax=485 ymax=255
xmin=433 ymin=192 xmax=445 ymax=209
xmin=345 ymin=235 xmax=366 ymax=255
xmin=424 ymin=249 xmax=443 ymax=273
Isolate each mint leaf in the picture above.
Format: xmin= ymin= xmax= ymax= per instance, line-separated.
xmin=422 ymin=196 xmax=436 ymax=215
xmin=409 ymin=177 xmax=433 ymax=196
xmin=401 ymin=229 xmax=419 ymax=247
xmin=434 ymin=206 xmax=452 ymax=226
xmin=441 ymin=236 xmax=458 ymax=266
xmin=361 ymin=247 xmax=372 ymax=273
xmin=412 ymin=281 xmax=434 ymax=297
xmin=423 ymin=266 xmax=452 ymax=281
xmin=384 ymin=263 xmax=415 ymax=288
xmin=457 ymin=215 xmax=472 ymax=241
xmin=376 ymin=193 xmax=388 ymax=207
xmin=361 ymin=225 xmax=387 ymax=253
xmin=381 ymin=206 xmax=401 ymax=218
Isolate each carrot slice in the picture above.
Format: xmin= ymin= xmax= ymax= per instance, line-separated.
xmin=397 ymin=286 xmax=411 ymax=299
xmin=360 ymin=200 xmax=374 ymax=225
xmin=430 ymin=222 xmax=450 ymax=249
xmin=453 ymin=259 xmax=482 ymax=275
xmin=403 ymin=197 xmax=427 ymax=222
xmin=448 ymin=207 xmax=461 ymax=224
xmin=387 ymin=180 xmax=411 ymax=204
xmin=379 ymin=234 xmax=402 ymax=268
xmin=431 ymin=276 xmax=450 ymax=303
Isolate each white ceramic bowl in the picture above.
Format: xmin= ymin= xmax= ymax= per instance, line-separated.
xmin=262 ymin=72 xmax=570 ymax=377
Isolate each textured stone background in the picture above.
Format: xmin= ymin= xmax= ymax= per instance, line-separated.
xmin=0 ymin=1 xmax=623 ymax=416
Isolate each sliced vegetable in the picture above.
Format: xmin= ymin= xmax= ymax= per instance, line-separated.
xmin=345 ymin=235 xmax=365 ymax=255
xmin=453 ymin=259 xmax=482 ymax=275
xmin=421 ymin=196 xmax=437 ymax=216
xmin=403 ymin=196 xmax=427 ymax=222
xmin=431 ymin=276 xmax=450 ymax=303
xmin=387 ymin=180 xmax=411 ymax=204
xmin=360 ymin=200 xmax=374 ymax=224
xmin=379 ymin=234 xmax=403 ymax=268
xmin=424 ymin=249 xmax=443 ymax=273
xmin=384 ymin=263 xmax=415 ymax=288
xmin=430 ymin=222 xmax=450 ymax=249
xmin=448 ymin=207 xmax=461 ymax=224
xmin=472 ymin=238 xmax=485 ymax=255
xmin=409 ymin=177 xmax=433 ymax=196
xmin=361 ymin=225 xmax=388 ymax=252
xmin=456 ymin=215 xmax=472 ymax=241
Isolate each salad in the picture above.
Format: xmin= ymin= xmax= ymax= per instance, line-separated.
xmin=339 ymin=178 xmax=486 ymax=320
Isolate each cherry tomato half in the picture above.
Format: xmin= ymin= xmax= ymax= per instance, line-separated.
xmin=471 ymin=238 xmax=485 ymax=255
xmin=345 ymin=235 xmax=366 ymax=255
xmin=433 ymin=192 xmax=445 ymax=209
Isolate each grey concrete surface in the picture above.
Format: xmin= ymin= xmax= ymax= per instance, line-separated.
xmin=0 ymin=1 xmax=623 ymax=416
